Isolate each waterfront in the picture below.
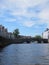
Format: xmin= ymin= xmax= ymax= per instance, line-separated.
xmin=0 ymin=43 xmax=49 ymax=65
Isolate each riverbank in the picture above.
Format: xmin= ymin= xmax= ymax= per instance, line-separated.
xmin=0 ymin=36 xmax=48 ymax=49
xmin=0 ymin=36 xmax=31 ymax=49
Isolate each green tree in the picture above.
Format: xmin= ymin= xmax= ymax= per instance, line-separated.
xmin=35 ymin=35 xmax=42 ymax=39
xmin=13 ymin=29 xmax=19 ymax=38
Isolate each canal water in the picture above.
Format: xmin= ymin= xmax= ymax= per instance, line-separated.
xmin=0 ymin=43 xmax=49 ymax=65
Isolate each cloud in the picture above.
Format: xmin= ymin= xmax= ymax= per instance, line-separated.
xmin=6 ymin=0 xmax=48 ymax=8
xmin=39 ymin=11 xmax=49 ymax=20
xmin=0 ymin=0 xmax=47 ymax=15
xmin=22 ymin=21 xmax=35 ymax=27
xmin=10 ymin=0 xmax=47 ymax=17
xmin=0 ymin=4 xmax=6 ymax=9
xmin=38 ymin=2 xmax=49 ymax=28
xmin=0 ymin=0 xmax=49 ymax=28
xmin=4 ymin=18 xmax=16 ymax=22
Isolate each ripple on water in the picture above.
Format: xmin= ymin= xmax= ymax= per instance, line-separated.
xmin=1 ymin=43 xmax=49 ymax=65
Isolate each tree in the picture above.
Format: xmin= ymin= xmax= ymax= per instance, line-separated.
xmin=34 ymin=35 xmax=42 ymax=43
xmin=34 ymin=35 xmax=42 ymax=39
xmin=13 ymin=29 xmax=19 ymax=38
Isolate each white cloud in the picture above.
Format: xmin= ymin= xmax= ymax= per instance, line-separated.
xmin=39 ymin=9 xmax=49 ymax=21
xmin=0 ymin=0 xmax=47 ymax=16
xmin=38 ymin=4 xmax=49 ymax=28
xmin=9 ymin=0 xmax=47 ymax=16
xmin=0 ymin=2 xmax=6 ymax=9
xmin=5 ymin=18 xmax=16 ymax=22
xmin=4 ymin=0 xmax=47 ymax=8
xmin=22 ymin=21 xmax=35 ymax=27
xmin=0 ymin=0 xmax=49 ymax=28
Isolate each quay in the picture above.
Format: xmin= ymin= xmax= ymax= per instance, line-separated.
xmin=0 ymin=36 xmax=49 ymax=49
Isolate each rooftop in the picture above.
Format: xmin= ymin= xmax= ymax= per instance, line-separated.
xmin=45 ymin=28 xmax=49 ymax=32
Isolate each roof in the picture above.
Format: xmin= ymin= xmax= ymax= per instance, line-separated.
xmin=45 ymin=28 xmax=49 ymax=32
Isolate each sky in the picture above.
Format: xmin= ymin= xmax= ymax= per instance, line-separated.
xmin=0 ymin=0 xmax=49 ymax=36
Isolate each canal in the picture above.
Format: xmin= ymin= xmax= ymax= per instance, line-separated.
xmin=0 ymin=43 xmax=49 ymax=65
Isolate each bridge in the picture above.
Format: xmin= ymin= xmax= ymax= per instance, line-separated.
xmin=25 ymin=38 xmax=48 ymax=43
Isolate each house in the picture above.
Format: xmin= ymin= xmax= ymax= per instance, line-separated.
xmin=8 ymin=32 xmax=15 ymax=39
xmin=0 ymin=25 xmax=7 ymax=37
xmin=0 ymin=25 xmax=15 ymax=39
xmin=42 ymin=28 xmax=49 ymax=39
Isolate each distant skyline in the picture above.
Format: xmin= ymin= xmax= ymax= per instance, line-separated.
xmin=0 ymin=0 xmax=49 ymax=36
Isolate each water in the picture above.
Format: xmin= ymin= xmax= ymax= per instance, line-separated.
xmin=0 ymin=43 xmax=49 ymax=65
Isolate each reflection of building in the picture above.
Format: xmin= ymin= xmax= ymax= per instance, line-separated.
xmin=42 ymin=28 xmax=49 ymax=39
xmin=0 ymin=25 xmax=15 ymax=39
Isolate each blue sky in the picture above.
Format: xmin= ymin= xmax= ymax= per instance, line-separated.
xmin=0 ymin=0 xmax=49 ymax=36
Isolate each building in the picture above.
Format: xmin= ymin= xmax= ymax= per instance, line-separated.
xmin=0 ymin=25 xmax=7 ymax=37
xmin=42 ymin=28 xmax=49 ymax=39
xmin=0 ymin=25 xmax=15 ymax=39
xmin=8 ymin=32 xmax=15 ymax=39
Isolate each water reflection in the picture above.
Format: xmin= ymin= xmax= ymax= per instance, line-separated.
xmin=0 ymin=43 xmax=49 ymax=65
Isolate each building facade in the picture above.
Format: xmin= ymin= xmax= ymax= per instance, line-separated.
xmin=42 ymin=28 xmax=49 ymax=39
xmin=8 ymin=32 xmax=15 ymax=39
xmin=0 ymin=25 xmax=15 ymax=39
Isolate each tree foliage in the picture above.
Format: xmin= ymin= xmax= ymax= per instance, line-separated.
xmin=34 ymin=35 xmax=42 ymax=39
xmin=13 ymin=29 xmax=19 ymax=38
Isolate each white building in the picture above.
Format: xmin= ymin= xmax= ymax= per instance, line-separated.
xmin=42 ymin=28 xmax=49 ymax=39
